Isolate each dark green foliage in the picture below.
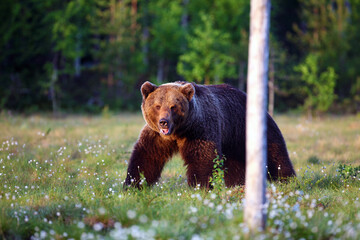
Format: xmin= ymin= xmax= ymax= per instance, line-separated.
xmin=1 ymin=0 xmax=360 ymax=113
xmin=291 ymin=0 xmax=360 ymax=113
xmin=307 ymin=156 xmax=321 ymax=165
xmin=0 ymin=0 xmax=53 ymax=110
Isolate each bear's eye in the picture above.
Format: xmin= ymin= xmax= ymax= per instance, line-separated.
xmin=170 ymin=106 xmax=176 ymax=111
xmin=155 ymin=105 xmax=161 ymax=110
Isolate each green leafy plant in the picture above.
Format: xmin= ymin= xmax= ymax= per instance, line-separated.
xmin=177 ymin=13 xmax=235 ymax=85
xmin=209 ymin=152 xmax=225 ymax=192
xmin=307 ymin=155 xmax=320 ymax=165
xmin=337 ymin=164 xmax=360 ymax=180
xmin=294 ymin=54 xmax=337 ymax=117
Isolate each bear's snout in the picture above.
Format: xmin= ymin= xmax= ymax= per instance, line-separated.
xmin=159 ymin=118 xmax=169 ymax=129
xmin=159 ymin=118 xmax=173 ymax=135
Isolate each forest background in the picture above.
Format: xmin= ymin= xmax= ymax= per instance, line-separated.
xmin=1 ymin=0 xmax=360 ymax=115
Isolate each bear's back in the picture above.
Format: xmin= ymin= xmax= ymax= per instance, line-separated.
xmin=194 ymin=83 xmax=247 ymax=123
xmin=189 ymin=83 xmax=247 ymax=150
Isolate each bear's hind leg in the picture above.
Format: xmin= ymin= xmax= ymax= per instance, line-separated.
xmin=267 ymin=142 xmax=296 ymax=181
xmin=224 ymin=158 xmax=245 ymax=187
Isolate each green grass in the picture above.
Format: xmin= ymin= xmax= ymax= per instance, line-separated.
xmin=0 ymin=112 xmax=360 ymax=239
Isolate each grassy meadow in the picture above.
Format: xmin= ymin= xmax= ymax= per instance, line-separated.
xmin=0 ymin=112 xmax=359 ymax=239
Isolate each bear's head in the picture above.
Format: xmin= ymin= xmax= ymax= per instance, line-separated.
xmin=140 ymin=81 xmax=195 ymax=136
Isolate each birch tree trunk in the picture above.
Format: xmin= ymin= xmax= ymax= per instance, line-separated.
xmin=244 ymin=0 xmax=271 ymax=232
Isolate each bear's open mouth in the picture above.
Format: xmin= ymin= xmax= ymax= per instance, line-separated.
xmin=160 ymin=128 xmax=169 ymax=135
xmin=159 ymin=125 xmax=173 ymax=135
xmin=158 ymin=118 xmax=174 ymax=136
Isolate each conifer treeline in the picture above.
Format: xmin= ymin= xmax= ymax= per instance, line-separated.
xmin=1 ymin=0 xmax=359 ymax=113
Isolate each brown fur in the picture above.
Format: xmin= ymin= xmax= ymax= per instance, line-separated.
xmin=124 ymin=81 xmax=296 ymax=188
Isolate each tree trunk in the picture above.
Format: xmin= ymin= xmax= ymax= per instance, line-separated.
xmin=131 ymin=0 xmax=137 ymax=52
xmin=181 ymin=0 xmax=189 ymax=51
xmin=268 ymin=49 xmax=275 ymax=117
xmin=107 ymin=0 xmax=116 ymax=95
xmin=238 ymin=61 xmax=246 ymax=91
xmin=181 ymin=0 xmax=189 ymax=29
xmin=157 ymin=58 xmax=165 ymax=83
xmin=131 ymin=0 xmax=137 ymax=31
xmin=244 ymin=0 xmax=271 ymax=232
xmin=50 ymin=53 xmax=59 ymax=116
xmin=74 ymin=32 xmax=81 ymax=77
xmin=142 ymin=0 xmax=149 ymax=67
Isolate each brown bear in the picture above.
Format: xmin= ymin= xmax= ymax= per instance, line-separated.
xmin=124 ymin=81 xmax=296 ymax=188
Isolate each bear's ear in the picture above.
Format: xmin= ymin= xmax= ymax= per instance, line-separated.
xmin=180 ymin=83 xmax=195 ymax=101
xmin=141 ymin=81 xmax=158 ymax=100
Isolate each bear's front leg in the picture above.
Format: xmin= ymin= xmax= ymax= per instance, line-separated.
xmin=179 ymin=139 xmax=220 ymax=188
xmin=124 ymin=126 xmax=177 ymax=188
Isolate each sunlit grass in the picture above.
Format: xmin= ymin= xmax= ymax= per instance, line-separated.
xmin=0 ymin=112 xmax=359 ymax=239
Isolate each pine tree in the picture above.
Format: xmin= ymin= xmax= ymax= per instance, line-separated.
xmin=177 ymin=13 xmax=235 ymax=84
